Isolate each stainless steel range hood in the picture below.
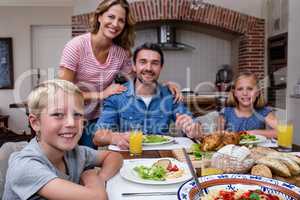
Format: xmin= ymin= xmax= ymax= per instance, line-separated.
xmin=157 ymin=25 xmax=195 ymax=50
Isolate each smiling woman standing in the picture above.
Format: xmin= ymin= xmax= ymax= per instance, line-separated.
xmin=59 ymin=0 xmax=136 ymax=148
xmin=59 ymin=0 xmax=182 ymax=149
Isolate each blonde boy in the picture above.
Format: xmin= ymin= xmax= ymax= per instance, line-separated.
xmin=3 ymin=79 xmax=122 ymax=200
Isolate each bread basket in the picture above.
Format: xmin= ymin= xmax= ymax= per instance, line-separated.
xmin=211 ymin=151 xmax=255 ymax=174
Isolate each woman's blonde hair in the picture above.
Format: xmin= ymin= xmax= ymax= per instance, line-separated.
xmin=227 ymin=72 xmax=266 ymax=108
xmin=27 ymin=79 xmax=84 ymax=116
xmin=90 ymin=0 xmax=135 ymax=50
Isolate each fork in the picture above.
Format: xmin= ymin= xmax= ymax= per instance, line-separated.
xmin=182 ymin=148 xmax=203 ymax=199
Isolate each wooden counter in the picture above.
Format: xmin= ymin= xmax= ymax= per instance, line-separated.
xmin=183 ymin=95 xmax=218 ymax=117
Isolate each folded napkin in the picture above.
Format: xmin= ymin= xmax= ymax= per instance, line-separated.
xmin=257 ymin=138 xmax=278 ymax=148
xmin=107 ymin=159 xmax=180 ymax=200
xmin=108 ymin=137 xmax=194 ymax=151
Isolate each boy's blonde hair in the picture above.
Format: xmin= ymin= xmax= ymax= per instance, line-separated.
xmin=27 ymin=79 xmax=84 ymax=116
xmin=227 ymin=72 xmax=266 ymax=108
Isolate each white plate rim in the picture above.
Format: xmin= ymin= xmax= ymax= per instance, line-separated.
xmin=177 ymin=174 xmax=300 ymax=200
xmin=142 ymin=135 xmax=174 ymax=146
xmin=120 ymin=158 xmax=191 ymax=185
xmin=239 ymin=134 xmax=267 ymax=144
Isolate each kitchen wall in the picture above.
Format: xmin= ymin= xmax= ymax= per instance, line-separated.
xmin=135 ymin=27 xmax=233 ymax=92
xmin=73 ymin=0 xmax=267 ymax=92
xmin=73 ymin=0 xmax=267 ymax=18
xmin=0 ymin=6 xmax=72 ymax=133
xmin=287 ymin=0 xmax=300 ymax=144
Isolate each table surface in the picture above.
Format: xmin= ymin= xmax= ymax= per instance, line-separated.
xmin=118 ymin=143 xmax=300 ymax=176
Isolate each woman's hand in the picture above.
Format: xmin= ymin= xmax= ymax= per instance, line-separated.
xmin=103 ymin=83 xmax=127 ymax=98
xmin=164 ymin=81 xmax=183 ymax=103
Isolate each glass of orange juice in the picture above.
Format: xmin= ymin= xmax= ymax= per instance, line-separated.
xmin=201 ymin=159 xmax=223 ymax=176
xmin=277 ymin=122 xmax=293 ymax=152
xmin=129 ymin=130 xmax=143 ymax=156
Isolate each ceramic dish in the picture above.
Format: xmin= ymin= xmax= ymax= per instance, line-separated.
xmin=120 ymin=158 xmax=191 ymax=185
xmin=142 ymin=135 xmax=174 ymax=146
xmin=177 ymin=174 xmax=300 ymax=200
xmin=240 ymin=134 xmax=267 ymax=145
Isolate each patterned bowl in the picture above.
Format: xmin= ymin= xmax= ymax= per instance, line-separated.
xmin=177 ymin=174 xmax=300 ymax=200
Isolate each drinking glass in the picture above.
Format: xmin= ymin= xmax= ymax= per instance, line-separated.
xmin=277 ymin=122 xmax=294 ymax=152
xmin=129 ymin=130 xmax=143 ymax=156
xmin=201 ymin=159 xmax=223 ymax=176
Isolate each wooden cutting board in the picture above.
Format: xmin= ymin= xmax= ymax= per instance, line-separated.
xmin=172 ymin=149 xmax=206 ymax=168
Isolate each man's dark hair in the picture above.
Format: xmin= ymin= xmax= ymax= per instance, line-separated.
xmin=133 ymin=42 xmax=164 ymax=65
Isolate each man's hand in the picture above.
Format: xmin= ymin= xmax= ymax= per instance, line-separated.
xmin=175 ymin=114 xmax=202 ymax=139
xmin=175 ymin=113 xmax=193 ymax=131
xmin=111 ymin=132 xmax=130 ymax=149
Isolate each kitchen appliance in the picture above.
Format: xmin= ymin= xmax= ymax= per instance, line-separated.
xmin=157 ymin=25 xmax=195 ymax=50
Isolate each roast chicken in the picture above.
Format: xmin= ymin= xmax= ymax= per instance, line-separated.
xmin=201 ymin=131 xmax=240 ymax=151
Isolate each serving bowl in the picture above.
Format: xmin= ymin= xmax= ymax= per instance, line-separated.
xmin=177 ymin=174 xmax=300 ymax=200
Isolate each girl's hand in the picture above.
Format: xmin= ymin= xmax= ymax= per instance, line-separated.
xmin=164 ymin=81 xmax=183 ymax=103
xmin=111 ymin=132 xmax=130 ymax=149
xmin=103 ymin=83 xmax=127 ymax=98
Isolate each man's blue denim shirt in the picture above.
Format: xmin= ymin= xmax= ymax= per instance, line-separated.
xmin=95 ymin=81 xmax=192 ymax=135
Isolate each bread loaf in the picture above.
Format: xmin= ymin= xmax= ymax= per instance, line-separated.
xmin=251 ymin=164 xmax=273 ymax=178
xmin=257 ymin=157 xmax=291 ymax=177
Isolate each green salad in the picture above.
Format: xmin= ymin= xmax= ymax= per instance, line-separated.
xmin=143 ymin=135 xmax=169 ymax=143
xmin=240 ymin=134 xmax=257 ymax=142
xmin=133 ymin=165 xmax=167 ymax=180
xmin=190 ymin=143 xmax=213 ymax=160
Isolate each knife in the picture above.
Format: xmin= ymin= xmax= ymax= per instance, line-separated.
xmin=122 ymin=191 xmax=177 ymax=196
xmin=182 ymin=148 xmax=202 ymax=195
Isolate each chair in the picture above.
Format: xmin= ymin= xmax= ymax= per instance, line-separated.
xmin=0 ymin=127 xmax=34 ymax=147
xmin=0 ymin=141 xmax=27 ymax=198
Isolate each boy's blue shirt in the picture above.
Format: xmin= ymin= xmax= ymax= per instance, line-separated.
xmin=95 ymin=81 xmax=192 ymax=134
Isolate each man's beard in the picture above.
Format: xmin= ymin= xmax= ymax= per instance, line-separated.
xmin=137 ymin=70 xmax=158 ymax=85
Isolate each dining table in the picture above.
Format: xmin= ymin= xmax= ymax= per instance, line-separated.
xmin=106 ymin=137 xmax=195 ymax=200
xmin=106 ymin=137 xmax=300 ymax=200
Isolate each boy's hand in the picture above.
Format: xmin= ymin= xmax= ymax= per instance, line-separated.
xmin=80 ymin=169 xmax=105 ymax=188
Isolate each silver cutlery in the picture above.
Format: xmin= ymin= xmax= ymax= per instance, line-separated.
xmin=121 ymin=191 xmax=177 ymax=196
xmin=182 ymin=148 xmax=203 ymax=200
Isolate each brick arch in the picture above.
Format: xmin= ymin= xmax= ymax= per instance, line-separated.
xmin=72 ymin=0 xmax=265 ymax=78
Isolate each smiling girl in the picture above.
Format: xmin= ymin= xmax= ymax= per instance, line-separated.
xmin=221 ymin=72 xmax=278 ymax=138
xmin=3 ymin=80 xmax=122 ymax=200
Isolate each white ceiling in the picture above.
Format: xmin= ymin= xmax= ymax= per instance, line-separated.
xmin=0 ymin=0 xmax=74 ymax=7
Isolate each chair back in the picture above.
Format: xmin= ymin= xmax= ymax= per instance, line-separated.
xmin=0 ymin=141 xmax=27 ymax=197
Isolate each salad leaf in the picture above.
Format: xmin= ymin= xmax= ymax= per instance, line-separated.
xmin=143 ymin=135 xmax=169 ymax=143
xmin=189 ymin=144 xmax=213 ymax=160
xmin=134 ymin=165 xmax=167 ymax=181
xmin=240 ymin=134 xmax=257 ymax=141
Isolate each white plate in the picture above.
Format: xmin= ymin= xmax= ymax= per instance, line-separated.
xmin=239 ymin=134 xmax=267 ymax=145
xmin=142 ymin=135 xmax=174 ymax=146
xmin=177 ymin=174 xmax=300 ymax=200
xmin=120 ymin=158 xmax=192 ymax=185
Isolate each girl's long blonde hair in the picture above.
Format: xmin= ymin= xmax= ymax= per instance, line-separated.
xmin=90 ymin=0 xmax=135 ymax=51
xmin=227 ymin=72 xmax=266 ymax=108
